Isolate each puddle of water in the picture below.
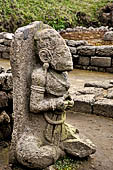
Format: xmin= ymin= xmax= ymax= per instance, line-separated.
xmin=0 ymin=59 xmax=10 ymax=71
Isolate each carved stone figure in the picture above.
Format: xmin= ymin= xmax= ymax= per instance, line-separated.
xmin=10 ymin=21 xmax=96 ymax=169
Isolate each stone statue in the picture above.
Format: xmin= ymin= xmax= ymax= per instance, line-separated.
xmin=10 ymin=21 xmax=96 ymax=169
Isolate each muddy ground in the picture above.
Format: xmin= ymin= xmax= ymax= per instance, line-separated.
xmin=66 ymin=111 xmax=113 ymax=170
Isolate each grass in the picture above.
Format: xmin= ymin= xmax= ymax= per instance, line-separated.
xmin=54 ymin=155 xmax=82 ymax=170
xmin=0 ymin=0 xmax=112 ymax=32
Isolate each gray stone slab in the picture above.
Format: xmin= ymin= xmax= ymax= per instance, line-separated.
xmin=77 ymin=46 xmax=96 ymax=56
xmin=77 ymin=87 xmax=103 ymax=95
xmin=98 ymin=67 xmax=106 ymax=72
xmin=67 ymin=40 xmax=88 ymax=47
xmin=2 ymin=52 xmax=10 ymax=59
xmin=103 ymin=31 xmax=113 ymax=41
xmin=69 ymin=46 xmax=77 ymax=54
xmin=79 ymin=56 xmax=90 ymax=66
xmin=72 ymin=95 xmax=95 ymax=114
xmin=91 ymin=56 xmax=111 ymax=67
xmin=0 ymin=73 xmax=13 ymax=90
xmin=106 ymin=67 xmax=113 ymax=73
xmin=107 ymin=88 xmax=113 ymax=99
xmin=0 ymin=44 xmax=10 ymax=52
xmin=93 ymin=98 xmax=113 ymax=118
xmin=87 ymin=66 xmax=98 ymax=71
xmin=96 ymin=46 xmax=113 ymax=56
xmin=84 ymin=80 xmax=113 ymax=89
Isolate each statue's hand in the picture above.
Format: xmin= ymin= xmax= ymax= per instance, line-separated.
xmin=56 ymin=97 xmax=74 ymax=111
xmin=64 ymin=99 xmax=74 ymax=109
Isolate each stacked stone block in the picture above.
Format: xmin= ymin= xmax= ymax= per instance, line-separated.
xmin=0 ymin=32 xmax=14 ymax=59
xmin=0 ymin=71 xmax=13 ymax=141
xmin=66 ymin=39 xmax=113 ymax=73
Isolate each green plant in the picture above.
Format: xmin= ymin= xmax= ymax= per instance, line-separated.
xmin=0 ymin=0 xmax=112 ymax=32
xmin=55 ymin=156 xmax=81 ymax=170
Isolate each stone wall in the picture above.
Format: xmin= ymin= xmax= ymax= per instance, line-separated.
xmin=0 ymin=30 xmax=113 ymax=73
xmin=59 ymin=26 xmax=112 ymax=34
xmin=66 ymin=39 xmax=113 ymax=73
xmin=0 ymin=32 xmax=14 ymax=59
xmin=0 ymin=71 xmax=13 ymax=141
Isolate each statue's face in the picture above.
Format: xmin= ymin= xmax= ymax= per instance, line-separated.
xmin=51 ymin=44 xmax=73 ymax=71
xmin=50 ymin=34 xmax=73 ymax=72
xmin=35 ymin=28 xmax=73 ymax=71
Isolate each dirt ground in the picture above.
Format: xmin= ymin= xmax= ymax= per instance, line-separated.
xmin=0 ymin=60 xmax=113 ymax=170
xmin=66 ymin=111 xmax=113 ymax=170
xmin=67 ymin=69 xmax=113 ymax=170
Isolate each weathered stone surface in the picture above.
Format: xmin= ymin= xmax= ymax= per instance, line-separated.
xmin=106 ymin=67 xmax=113 ymax=73
xmin=69 ymin=46 xmax=77 ymax=54
xmin=10 ymin=22 xmax=96 ymax=169
xmin=93 ymin=98 xmax=113 ymax=118
xmin=0 ymin=73 xmax=13 ymax=90
xmin=4 ymin=39 xmax=12 ymax=46
xmin=87 ymin=66 xmax=98 ymax=71
xmin=2 ymin=52 xmax=10 ymax=59
xmin=61 ymin=137 xmax=96 ymax=158
xmin=0 ymin=44 xmax=10 ymax=52
xmin=4 ymin=33 xmax=14 ymax=40
xmin=79 ymin=56 xmax=90 ymax=66
xmin=0 ymin=39 xmax=5 ymax=44
xmin=67 ymin=40 xmax=88 ymax=47
xmin=107 ymin=88 xmax=113 ymax=99
xmin=103 ymin=31 xmax=113 ymax=41
xmin=84 ymin=80 xmax=113 ymax=89
xmin=77 ymin=87 xmax=103 ymax=95
xmin=72 ymin=95 xmax=94 ymax=114
xmin=0 ymin=91 xmax=8 ymax=107
xmin=91 ymin=56 xmax=111 ymax=67
xmin=0 ymin=111 xmax=10 ymax=124
xmin=98 ymin=67 xmax=106 ymax=72
xmin=77 ymin=46 xmax=96 ymax=56
xmin=96 ymin=46 xmax=113 ymax=56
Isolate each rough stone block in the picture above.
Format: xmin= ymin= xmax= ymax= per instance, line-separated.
xmin=107 ymin=88 xmax=113 ymax=99
xmin=91 ymin=56 xmax=111 ymax=67
xmin=103 ymin=31 xmax=113 ymax=41
xmin=77 ymin=46 xmax=96 ymax=56
xmin=96 ymin=46 xmax=113 ymax=56
xmin=93 ymin=98 xmax=113 ymax=118
xmin=87 ymin=66 xmax=98 ymax=71
xmin=84 ymin=80 xmax=113 ymax=89
xmin=0 ymin=44 xmax=10 ymax=52
xmin=0 ymin=73 xmax=13 ymax=90
xmin=74 ymin=65 xmax=82 ymax=69
xmin=79 ymin=56 xmax=90 ymax=66
xmin=106 ymin=67 xmax=113 ymax=73
xmin=82 ymin=66 xmax=88 ymax=70
xmin=67 ymin=40 xmax=88 ymax=47
xmin=4 ymin=39 xmax=12 ymax=46
xmin=0 ymin=39 xmax=5 ymax=44
xmin=98 ymin=67 xmax=106 ymax=72
xmin=69 ymin=46 xmax=77 ymax=54
xmin=72 ymin=95 xmax=94 ymax=114
xmin=2 ymin=52 xmax=10 ymax=59
xmin=0 ymin=91 xmax=8 ymax=107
